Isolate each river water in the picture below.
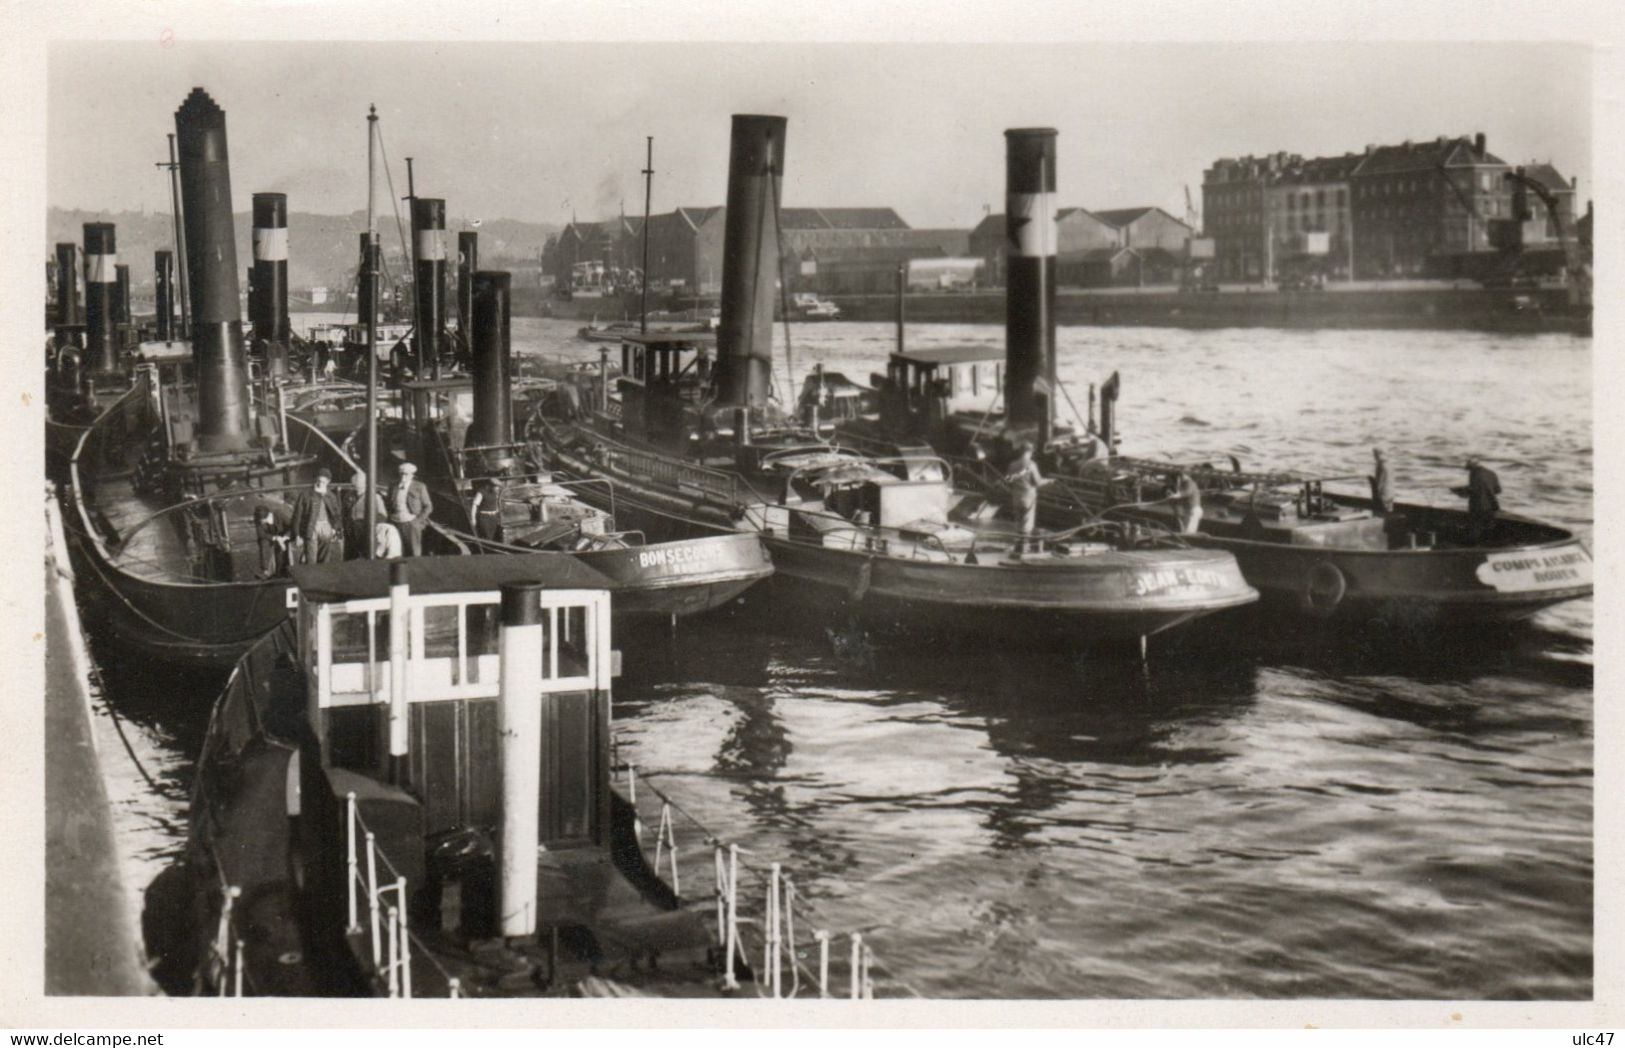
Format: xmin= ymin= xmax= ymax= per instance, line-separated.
xmin=88 ymin=318 xmax=1592 ymax=999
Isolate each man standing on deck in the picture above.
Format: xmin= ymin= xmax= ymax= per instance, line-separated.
xmin=343 ymin=470 xmax=388 ymax=560
xmin=1004 ymin=440 xmax=1047 ymax=557
xmin=1175 ymin=472 xmax=1204 ymax=535
xmin=291 ymin=468 xmax=344 ymax=564
xmin=1453 ymin=457 xmax=1501 ymax=544
xmin=1370 ymin=448 xmax=1395 ymax=517
xmin=469 ymin=476 xmax=505 ymax=542
xmin=390 ymin=462 xmax=433 ymax=557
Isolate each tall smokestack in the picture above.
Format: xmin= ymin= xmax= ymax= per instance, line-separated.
xmin=457 ymin=231 xmax=478 ymax=345
xmin=716 ymin=115 xmax=787 ymax=410
xmin=1004 ymin=128 xmax=1058 ymax=448
xmin=113 ymin=264 xmax=131 ymax=328
xmin=83 ymin=223 xmax=119 ymax=374
xmin=468 ymin=270 xmax=513 ymax=449
xmin=250 ymin=193 xmax=290 ymax=342
xmin=155 ymin=250 xmax=174 ymax=341
xmin=356 ymin=232 xmax=375 ymax=326
xmin=175 ymin=87 xmax=254 ymax=452
xmin=54 ymin=243 xmax=81 ymax=335
xmin=251 ymin=193 xmax=291 ymax=379
xmin=411 ymin=197 xmax=446 ymax=374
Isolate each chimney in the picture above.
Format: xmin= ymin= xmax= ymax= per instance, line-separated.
xmin=715 ymin=115 xmax=787 ymax=410
xmin=82 ymin=223 xmax=119 ymax=374
xmin=54 ymin=243 xmax=82 ymax=335
xmin=250 ymin=192 xmax=291 ymax=372
xmin=411 ymin=197 xmax=447 ymax=375
xmin=356 ymin=232 xmax=376 ymax=326
xmin=154 ymin=250 xmax=174 ymax=341
xmin=175 ymin=87 xmax=254 ymax=452
xmin=1474 ymin=132 xmax=1487 ymax=157
xmin=468 ymin=270 xmax=513 ymax=451
xmin=457 ymin=231 xmax=478 ymax=342
xmin=1003 ymin=127 xmax=1058 ymax=450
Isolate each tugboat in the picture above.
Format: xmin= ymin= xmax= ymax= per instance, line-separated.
xmin=529 ymin=116 xmax=1256 ymax=650
xmin=358 ymin=268 xmax=772 ymax=623
xmin=829 ymin=128 xmax=1591 ymax=628
xmin=65 ymin=89 xmax=354 ymax=671
xmin=185 ymin=557 xmax=900 ymax=997
xmin=45 ymin=228 xmax=180 ymax=483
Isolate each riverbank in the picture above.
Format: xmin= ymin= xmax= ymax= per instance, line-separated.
xmin=519 ymin=283 xmax=1587 ymax=335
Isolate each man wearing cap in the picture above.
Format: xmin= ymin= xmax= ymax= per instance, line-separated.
xmin=390 ymin=462 xmax=434 ymax=557
xmin=291 ymin=467 xmax=344 ymax=564
xmin=1369 ymin=448 xmax=1395 ymax=517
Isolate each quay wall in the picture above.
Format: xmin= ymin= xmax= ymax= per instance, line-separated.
xmin=517 ymin=285 xmax=1587 ymax=335
xmin=44 ymin=490 xmax=155 ymax=996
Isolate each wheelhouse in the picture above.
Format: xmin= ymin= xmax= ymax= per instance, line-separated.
xmin=291 ymin=555 xmax=616 ymax=852
xmin=616 ymin=332 xmax=714 ymax=445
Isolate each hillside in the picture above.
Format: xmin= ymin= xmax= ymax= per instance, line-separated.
xmin=46 ymin=208 xmax=557 ymax=293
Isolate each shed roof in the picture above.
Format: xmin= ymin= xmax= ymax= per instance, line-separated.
xmin=291 ymin=553 xmax=612 ymax=603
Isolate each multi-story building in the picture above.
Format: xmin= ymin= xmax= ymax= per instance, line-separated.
xmin=1347 ymin=133 xmax=1511 ymax=277
xmin=1263 ymin=154 xmax=1361 ymax=280
xmin=1202 ymin=152 xmax=1295 ymax=281
xmin=552 ymin=215 xmax=642 ymax=288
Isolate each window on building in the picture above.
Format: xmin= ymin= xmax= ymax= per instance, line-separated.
xmin=1316 ymin=189 xmax=1325 ymax=209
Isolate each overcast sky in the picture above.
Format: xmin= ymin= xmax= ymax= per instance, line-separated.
xmin=47 ymin=40 xmax=1591 ymax=230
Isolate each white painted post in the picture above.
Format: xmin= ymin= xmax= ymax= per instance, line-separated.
xmin=388 ymin=563 xmax=410 ymax=779
xmin=850 ymin=933 xmax=863 ymax=1000
xmin=498 ymin=583 xmax=545 ymax=938
xmin=816 ymin=930 xmax=830 ymax=998
xmin=769 ymin=863 xmax=782 ymax=998
xmin=396 ymin=875 xmax=411 ymax=998
xmin=346 ymin=792 xmax=359 ymax=932
xmin=386 ymin=903 xmax=400 ymax=997
xmin=366 ymin=831 xmax=381 ymax=967
xmin=722 ymin=843 xmax=740 ymax=991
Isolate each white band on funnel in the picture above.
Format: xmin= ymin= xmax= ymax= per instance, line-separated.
xmin=85 ymin=253 xmax=118 ymax=283
xmin=417 ymin=230 xmax=446 ymax=261
xmin=1006 ymin=192 xmax=1057 ymax=258
xmin=253 ymin=227 xmax=289 ymax=261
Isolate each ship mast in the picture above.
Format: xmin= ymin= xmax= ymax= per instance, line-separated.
xmin=155 ymin=133 xmax=190 ymax=337
xmin=365 ymin=104 xmax=379 ymax=558
xmin=640 ymin=136 xmax=653 ymax=334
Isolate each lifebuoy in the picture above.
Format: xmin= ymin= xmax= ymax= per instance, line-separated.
xmin=1303 ymin=561 xmax=1347 ymax=616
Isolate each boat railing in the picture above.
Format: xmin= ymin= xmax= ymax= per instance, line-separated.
xmin=588 ymin=436 xmax=747 ymax=506
xmin=201 ymin=845 xmax=248 ymax=997
xmin=615 ymin=763 xmax=916 ymax=999
xmin=344 ymin=791 xmax=462 ymax=998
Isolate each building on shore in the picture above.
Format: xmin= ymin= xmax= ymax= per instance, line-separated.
xmin=1204 ymin=133 xmax=1575 ymax=283
xmin=973 ymin=206 xmax=1192 ymax=288
xmin=565 ymin=206 xmax=967 ymax=297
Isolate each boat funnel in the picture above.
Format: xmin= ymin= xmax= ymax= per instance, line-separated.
xmin=250 ymin=192 xmax=291 ymax=379
xmin=1004 ymin=128 xmax=1058 ymax=450
xmin=83 ymin=223 xmax=120 ymax=374
xmin=468 ymin=270 xmax=513 ymax=452
xmin=114 ymin=263 xmax=131 ymax=328
xmin=356 ymin=232 xmax=376 ymax=326
xmin=154 ymin=250 xmax=174 ymax=342
xmin=411 ymin=197 xmax=447 ymax=374
xmin=54 ymin=243 xmax=82 ymax=336
xmin=715 ymin=115 xmax=787 ymax=411
xmin=457 ymin=231 xmax=478 ymax=351
xmin=175 ymin=88 xmax=254 ymax=452
xmin=498 ymin=582 xmax=546 ymax=939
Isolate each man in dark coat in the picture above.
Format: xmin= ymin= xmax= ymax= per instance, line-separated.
xmin=290 ymin=468 xmax=344 ymax=564
xmin=253 ymin=501 xmax=294 ymax=578
xmin=1452 ymin=457 xmax=1502 ymax=544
